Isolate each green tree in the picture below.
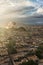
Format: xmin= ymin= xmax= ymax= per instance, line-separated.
xmin=19 ymin=60 xmax=38 ymax=65
xmin=6 ymin=37 xmax=17 ymax=65
xmin=36 ymin=45 xmax=43 ymax=59
xmin=6 ymin=37 xmax=17 ymax=54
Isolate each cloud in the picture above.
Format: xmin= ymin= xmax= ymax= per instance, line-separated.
xmin=0 ymin=0 xmax=37 ymax=18
xmin=0 ymin=0 xmax=39 ymax=17
xmin=0 ymin=0 xmax=43 ymax=25
xmin=15 ymin=15 xmax=43 ymax=25
xmin=37 ymin=8 xmax=43 ymax=14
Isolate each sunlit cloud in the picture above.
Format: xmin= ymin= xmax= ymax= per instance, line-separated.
xmin=37 ymin=8 xmax=43 ymax=14
xmin=0 ymin=0 xmax=43 ymax=25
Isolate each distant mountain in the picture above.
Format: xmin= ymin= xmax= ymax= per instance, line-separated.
xmin=16 ymin=27 xmax=26 ymax=31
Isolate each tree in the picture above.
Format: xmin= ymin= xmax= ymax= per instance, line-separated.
xmin=19 ymin=60 xmax=38 ymax=65
xmin=6 ymin=38 xmax=17 ymax=65
xmin=6 ymin=37 xmax=17 ymax=54
xmin=36 ymin=45 xmax=43 ymax=59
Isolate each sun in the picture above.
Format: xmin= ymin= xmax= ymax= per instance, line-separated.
xmin=6 ymin=26 xmax=9 ymax=29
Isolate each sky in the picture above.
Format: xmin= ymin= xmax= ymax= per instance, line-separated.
xmin=0 ymin=0 xmax=43 ymax=26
